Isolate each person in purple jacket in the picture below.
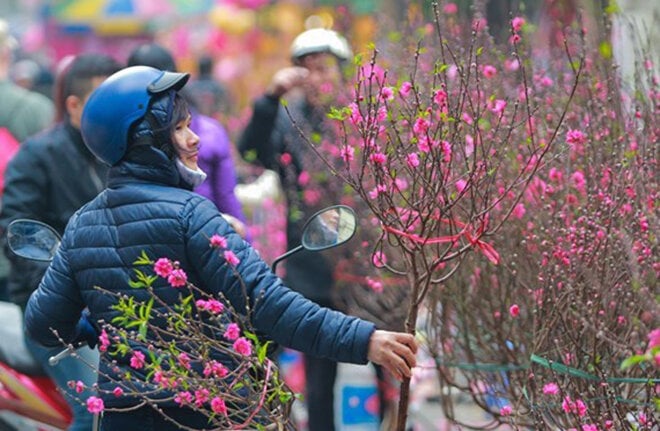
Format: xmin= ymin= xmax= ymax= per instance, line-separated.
xmin=127 ymin=43 xmax=248 ymax=238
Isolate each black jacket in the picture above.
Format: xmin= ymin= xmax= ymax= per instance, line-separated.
xmin=0 ymin=121 xmax=107 ymax=308
xmin=238 ymin=95 xmax=340 ymax=304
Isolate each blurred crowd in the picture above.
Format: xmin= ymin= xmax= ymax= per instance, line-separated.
xmin=0 ymin=1 xmax=657 ymax=430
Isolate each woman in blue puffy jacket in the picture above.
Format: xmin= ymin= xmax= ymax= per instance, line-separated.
xmin=23 ymin=66 xmax=417 ymax=430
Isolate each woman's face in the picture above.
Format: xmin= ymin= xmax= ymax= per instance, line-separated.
xmin=172 ymin=113 xmax=200 ymax=170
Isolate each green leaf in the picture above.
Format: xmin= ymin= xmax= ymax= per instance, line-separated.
xmin=605 ymin=1 xmax=620 ymax=14
xmin=620 ymin=354 xmax=649 ymax=370
xmin=128 ymin=279 xmax=147 ymax=289
xmin=385 ymin=33 xmax=400 ymax=44
xmin=244 ymin=331 xmax=259 ymax=344
xmin=243 ymin=149 xmax=258 ymax=163
xmin=327 ymin=106 xmax=350 ymax=121
xmin=138 ymin=322 xmax=147 ymax=341
xmin=257 ymin=342 xmax=271 ymax=363
xmin=133 ymin=250 xmax=153 ymax=266
xmin=599 ymin=41 xmax=612 ymax=59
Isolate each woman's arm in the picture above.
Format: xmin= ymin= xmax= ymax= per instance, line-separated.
xmin=24 ymin=228 xmax=85 ymax=347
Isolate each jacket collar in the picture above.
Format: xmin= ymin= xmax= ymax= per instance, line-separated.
xmin=107 ymin=145 xmax=188 ymax=189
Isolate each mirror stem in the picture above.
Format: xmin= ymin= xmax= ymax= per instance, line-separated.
xmin=271 ymin=245 xmax=303 ymax=273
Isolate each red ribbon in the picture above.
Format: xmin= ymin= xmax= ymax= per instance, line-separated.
xmin=382 ymin=219 xmax=500 ymax=265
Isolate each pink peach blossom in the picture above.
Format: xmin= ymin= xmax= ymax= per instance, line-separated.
xmin=98 ymin=329 xmax=110 ymax=353
xmin=174 ymin=391 xmax=193 ymax=406
xmin=209 ymin=234 xmax=227 ymax=249
xmin=399 ymin=82 xmax=413 ymax=97
xmin=406 ymin=152 xmax=420 ymax=168
xmin=130 ymin=351 xmax=146 ymax=369
xmin=511 ymin=16 xmax=525 ymax=32
xmin=370 ymin=152 xmax=387 ymax=165
xmin=233 ymin=337 xmax=253 ymax=356
xmin=224 ymin=323 xmax=241 ymax=341
xmin=223 ymin=250 xmax=240 ymax=266
xmin=279 ymin=152 xmax=292 ymax=166
xmin=196 ymin=299 xmax=225 ymax=314
xmin=648 ymin=329 xmax=660 ymax=349
xmin=86 ymin=396 xmax=104 ymax=414
xmin=413 ymin=117 xmax=430 ymax=134
xmin=168 ymin=268 xmax=187 ymax=287
xmin=203 ymin=360 xmax=229 ymax=379
xmin=512 ymin=203 xmax=526 ymax=219
xmin=433 ymin=89 xmax=447 ymax=106
xmin=154 ymin=258 xmax=173 ymax=278
xmin=372 ymin=251 xmax=387 ymax=268
xmin=482 ymin=65 xmax=497 ymax=78
xmin=195 ymin=388 xmax=210 ymax=407
xmin=367 ymin=278 xmax=383 ymax=293
xmin=340 ymin=144 xmax=354 ymax=163
xmin=177 ymin=352 xmax=191 ymax=369
xmin=443 ymin=3 xmax=458 ymax=14
xmin=380 ymin=86 xmax=394 ymax=101
xmin=566 ymin=129 xmax=587 ymax=145
xmin=211 ymin=396 xmax=227 ymax=415
xmin=297 ymin=171 xmax=310 ymax=186
xmin=543 ymin=382 xmax=559 ymax=395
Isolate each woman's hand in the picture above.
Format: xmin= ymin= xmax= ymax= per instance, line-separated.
xmin=367 ymin=330 xmax=418 ymax=381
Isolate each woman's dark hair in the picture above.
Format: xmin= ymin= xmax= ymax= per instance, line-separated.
xmin=128 ymin=91 xmax=190 ymax=160
xmin=170 ymin=92 xmax=190 ymax=132
xmin=158 ymin=92 xmax=190 ymax=159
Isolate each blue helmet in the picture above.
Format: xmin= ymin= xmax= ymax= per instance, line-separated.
xmin=81 ymin=65 xmax=189 ymax=166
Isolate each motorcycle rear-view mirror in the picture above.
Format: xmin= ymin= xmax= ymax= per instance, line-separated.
xmin=301 ymin=205 xmax=356 ymax=251
xmin=271 ymin=205 xmax=357 ymax=272
xmin=6 ymin=219 xmax=61 ymax=262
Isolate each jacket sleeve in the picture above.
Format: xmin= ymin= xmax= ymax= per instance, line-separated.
xmin=236 ymin=95 xmax=281 ymax=169
xmin=24 ymin=225 xmax=86 ymax=347
xmin=0 ymin=140 xmax=50 ymax=229
xmin=185 ymin=197 xmax=375 ymax=364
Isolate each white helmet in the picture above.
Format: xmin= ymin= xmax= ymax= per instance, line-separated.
xmin=290 ymin=28 xmax=353 ymax=63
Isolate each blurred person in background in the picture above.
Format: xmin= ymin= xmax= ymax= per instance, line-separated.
xmin=237 ymin=27 xmax=365 ymax=431
xmin=0 ymin=52 xmax=122 ymax=431
xmin=186 ymin=54 xmax=232 ymax=120
xmin=0 ymin=17 xmax=55 ymax=301
xmin=0 ymin=18 xmax=54 ymax=143
xmin=10 ymin=57 xmax=40 ymax=91
xmin=127 ymin=43 xmax=248 ymax=238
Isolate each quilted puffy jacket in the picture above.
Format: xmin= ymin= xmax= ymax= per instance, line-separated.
xmin=24 ymin=145 xmax=375 ymax=407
